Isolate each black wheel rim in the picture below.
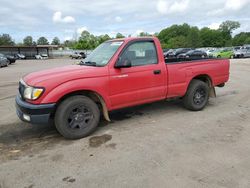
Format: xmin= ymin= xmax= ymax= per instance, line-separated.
xmin=193 ymin=88 xmax=206 ymax=105
xmin=67 ymin=105 xmax=94 ymax=130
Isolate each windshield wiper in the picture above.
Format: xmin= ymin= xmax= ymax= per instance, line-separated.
xmin=80 ymin=61 xmax=97 ymax=66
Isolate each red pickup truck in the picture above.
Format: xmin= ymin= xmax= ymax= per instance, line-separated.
xmin=16 ymin=37 xmax=230 ymax=139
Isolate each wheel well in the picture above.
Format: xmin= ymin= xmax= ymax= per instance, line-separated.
xmin=190 ymin=75 xmax=216 ymax=98
xmin=192 ymin=75 xmax=212 ymax=87
xmin=54 ymin=90 xmax=111 ymax=121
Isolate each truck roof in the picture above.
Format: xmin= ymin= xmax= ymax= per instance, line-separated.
xmin=108 ymin=37 xmax=157 ymax=43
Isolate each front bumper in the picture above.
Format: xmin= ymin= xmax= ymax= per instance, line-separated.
xmin=15 ymin=96 xmax=56 ymax=124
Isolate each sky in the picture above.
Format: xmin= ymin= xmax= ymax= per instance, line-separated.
xmin=1 ymin=0 xmax=250 ymax=43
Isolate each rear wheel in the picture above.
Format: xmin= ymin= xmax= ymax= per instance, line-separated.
xmin=183 ymin=80 xmax=209 ymax=111
xmin=55 ymin=96 xmax=100 ymax=139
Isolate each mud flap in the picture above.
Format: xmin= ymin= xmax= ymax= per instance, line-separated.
xmin=209 ymin=87 xmax=216 ymax=98
xmin=95 ymin=94 xmax=111 ymax=122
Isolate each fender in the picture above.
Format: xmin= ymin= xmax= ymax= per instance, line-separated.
xmin=40 ymin=78 xmax=112 ymax=110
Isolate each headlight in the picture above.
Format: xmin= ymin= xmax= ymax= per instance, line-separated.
xmin=24 ymin=86 xmax=44 ymax=100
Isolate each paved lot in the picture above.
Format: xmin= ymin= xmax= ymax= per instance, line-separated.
xmin=0 ymin=58 xmax=250 ymax=188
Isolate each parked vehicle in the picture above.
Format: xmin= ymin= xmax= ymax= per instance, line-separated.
xmin=70 ymin=52 xmax=86 ymax=59
xmin=14 ymin=54 xmax=26 ymax=59
xmin=206 ymin=49 xmax=216 ymax=57
xmin=212 ymin=48 xmax=234 ymax=59
xmin=177 ymin=50 xmax=208 ymax=60
xmin=234 ymin=46 xmax=250 ymax=58
xmin=166 ymin=48 xmax=193 ymax=58
xmin=233 ymin=46 xmax=242 ymax=51
xmin=0 ymin=54 xmax=8 ymax=67
xmin=16 ymin=37 xmax=230 ymax=139
xmin=35 ymin=54 xmax=48 ymax=60
xmin=6 ymin=55 xmax=16 ymax=64
xmin=164 ymin=49 xmax=175 ymax=58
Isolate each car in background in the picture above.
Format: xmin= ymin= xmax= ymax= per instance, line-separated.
xmin=234 ymin=46 xmax=250 ymax=58
xmin=177 ymin=50 xmax=208 ymax=60
xmin=0 ymin=54 xmax=8 ymax=68
xmin=35 ymin=54 xmax=48 ymax=60
xmin=206 ymin=49 xmax=216 ymax=57
xmin=165 ymin=48 xmax=192 ymax=58
xmin=6 ymin=55 xmax=16 ymax=64
xmin=211 ymin=48 xmax=234 ymax=59
xmin=70 ymin=52 xmax=86 ymax=59
xmin=164 ymin=49 xmax=175 ymax=58
xmin=14 ymin=54 xmax=26 ymax=59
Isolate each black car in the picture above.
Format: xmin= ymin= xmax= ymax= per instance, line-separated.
xmin=165 ymin=48 xmax=192 ymax=58
xmin=177 ymin=50 xmax=208 ymax=60
xmin=6 ymin=55 xmax=16 ymax=64
xmin=79 ymin=52 xmax=86 ymax=59
xmin=164 ymin=49 xmax=176 ymax=58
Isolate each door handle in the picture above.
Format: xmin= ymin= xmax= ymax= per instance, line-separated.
xmin=153 ymin=70 xmax=161 ymax=75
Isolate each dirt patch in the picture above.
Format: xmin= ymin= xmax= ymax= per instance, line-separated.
xmin=62 ymin=177 xmax=76 ymax=183
xmin=0 ymin=123 xmax=72 ymax=162
xmin=106 ymin=143 xmax=117 ymax=149
xmin=51 ymin=154 xmax=64 ymax=162
xmin=89 ymin=134 xmax=112 ymax=148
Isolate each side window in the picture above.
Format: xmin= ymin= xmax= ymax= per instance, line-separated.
xmin=121 ymin=41 xmax=158 ymax=66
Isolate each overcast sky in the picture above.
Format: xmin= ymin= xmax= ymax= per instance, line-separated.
xmin=1 ymin=0 xmax=250 ymax=42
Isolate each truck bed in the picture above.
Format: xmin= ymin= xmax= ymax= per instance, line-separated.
xmin=165 ymin=57 xmax=230 ymax=98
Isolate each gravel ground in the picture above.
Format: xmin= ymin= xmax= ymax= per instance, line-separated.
xmin=0 ymin=58 xmax=250 ymax=188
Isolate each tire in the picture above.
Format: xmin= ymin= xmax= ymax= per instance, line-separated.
xmin=183 ymin=79 xmax=209 ymax=111
xmin=217 ymin=55 xmax=221 ymax=58
xmin=55 ymin=95 xmax=100 ymax=139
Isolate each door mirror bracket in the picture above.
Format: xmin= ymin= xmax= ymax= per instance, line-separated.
xmin=115 ymin=57 xmax=132 ymax=68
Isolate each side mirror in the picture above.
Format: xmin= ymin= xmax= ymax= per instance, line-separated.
xmin=115 ymin=57 xmax=132 ymax=68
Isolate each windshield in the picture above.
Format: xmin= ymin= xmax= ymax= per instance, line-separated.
xmin=82 ymin=41 xmax=123 ymax=67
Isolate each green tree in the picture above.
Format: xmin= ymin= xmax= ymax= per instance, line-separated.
xmin=98 ymin=34 xmax=111 ymax=44
xmin=200 ymin=27 xmax=224 ymax=47
xmin=74 ymin=30 xmax=99 ymax=50
xmin=186 ymin=27 xmax=201 ymax=48
xmin=64 ymin=40 xmax=77 ymax=48
xmin=219 ymin=20 xmax=240 ymax=46
xmin=245 ymin=37 xmax=250 ymax=45
xmin=23 ymin=36 xmax=33 ymax=46
xmin=159 ymin=23 xmax=199 ymax=48
xmin=0 ymin=34 xmax=15 ymax=46
xmin=167 ymin=36 xmax=188 ymax=48
xmin=37 ymin=37 xmax=49 ymax=45
xmin=116 ymin=33 xmax=125 ymax=38
xmin=138 ymin=32 xmax=153 ymax=37
xmin=232 ymin=32 xmax=250 ymax=46
xmin=51 ymin=37 xmax=60 ymax=45
xmin=219 ymin=20 xmax=240 ymax=35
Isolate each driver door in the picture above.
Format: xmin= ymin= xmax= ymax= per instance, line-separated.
xmin=108 ymin=40 xmax=166 ymax=109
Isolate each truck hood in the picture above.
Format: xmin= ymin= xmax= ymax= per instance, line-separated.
xmin=23 ymin=65 xmax=108 ymax=86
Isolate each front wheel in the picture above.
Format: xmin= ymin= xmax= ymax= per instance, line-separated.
xmin=55 ymin=96 xmax=100 ymax=139
xmin=183 ymin=80 xmax=209 ymax=111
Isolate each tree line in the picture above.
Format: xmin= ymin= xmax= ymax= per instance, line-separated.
xmin=0 ymin=20 xmax=250 ymax=49
xmin=158 ymin=21 xmax=243 ymax=48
